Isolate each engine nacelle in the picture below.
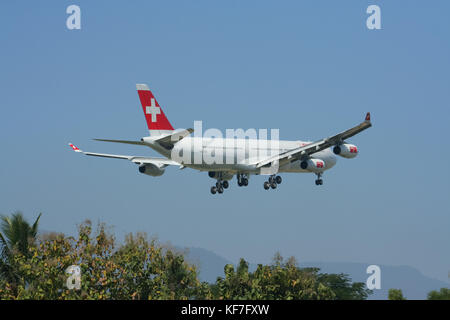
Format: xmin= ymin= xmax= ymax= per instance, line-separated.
xmin=300 ymin=158 xmax=325 ymax=173
xmin=333 ymin=143 xmax=358 ymax=159
xmin=138 ymin=163 xmax=165 ymax=176
xmin=208 ymin=171 xmax=233 ymax=180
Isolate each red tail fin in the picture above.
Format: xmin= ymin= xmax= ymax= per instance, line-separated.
xmin=136 ymin=84 xmax=174 ymax=135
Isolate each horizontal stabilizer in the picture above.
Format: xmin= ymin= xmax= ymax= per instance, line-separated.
xmin=155 ymin=128 xmax=194 ymax=145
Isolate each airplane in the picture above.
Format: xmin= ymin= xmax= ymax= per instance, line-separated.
xmin=69 ymin=84 xmax=372 ymax=195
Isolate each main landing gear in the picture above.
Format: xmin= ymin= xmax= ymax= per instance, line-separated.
xmin=210 ymin=179 xmax=229 ymax=195
xmin=211 ymin=173 xmax=249 ymax=194
xmin=237 ymin=173 xmax=249 ymax=187
xmin=263 ymin=175 xmax=282 ymax=190
xmin=315 ymin=173 xmax=324 ymax=186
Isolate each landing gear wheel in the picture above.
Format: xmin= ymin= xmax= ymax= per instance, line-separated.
xmin=271 ymin=182 xmax=277 ymax=189
xmin=275 ymin=176 xmax=282 ymax=184
xmin=222 ymin=180 xmax=229 ymax=189
xmin=237 ymin=174 xmax=249 ymax=186
xmin=263 ymin=181 xmax=270 ymax=190
xmin=217 ymin=186 xmax=224 ymax=194
xmin=216 ymin=181 xmax=222 ymax=188
xmin=211 ymin=186 xmax=217 ymax=194
xmin=315 ymin=173 xmax=323 ymax=186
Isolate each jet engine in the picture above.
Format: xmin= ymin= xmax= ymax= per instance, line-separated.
xmin=138 ymin=163 xmax=165 ymax=176
xmin=300 ymin=158 xmax=326 ymax=173
xmin=333 ymin=143 xmax=358 ymax=159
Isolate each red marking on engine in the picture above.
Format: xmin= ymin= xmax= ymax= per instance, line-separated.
xmin=350 ymin=146 xmax=358 ymax=153
xmin=316 ymin=161 xmax=324 ymax=168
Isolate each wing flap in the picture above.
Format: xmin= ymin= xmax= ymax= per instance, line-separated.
xmin=130 ymin=157 xmax=179 ymax=165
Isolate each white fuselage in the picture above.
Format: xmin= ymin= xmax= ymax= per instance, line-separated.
xmin=143 ymin=136 xmax=337 ymax=175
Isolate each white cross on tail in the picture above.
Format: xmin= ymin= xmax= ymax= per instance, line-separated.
xmin=145 ymin=98 xmax=161 ymax=122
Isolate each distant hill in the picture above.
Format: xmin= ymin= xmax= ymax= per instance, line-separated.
xmin=184 ymin=247 xmax=449 ymax=300
xmin=299 ymin=261 xmax=449 ymax=300
xmin=184 ymin=247 xmax=233 ymax=283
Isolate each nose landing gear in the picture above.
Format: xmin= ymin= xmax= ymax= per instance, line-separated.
xmin=315 ymin=173 xmax=324 ymax=185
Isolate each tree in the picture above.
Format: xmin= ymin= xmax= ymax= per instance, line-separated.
xmin=211 ymin=254 xmax=370 ymax=300
xmin=318 ymin=273 xmax=372 ymax=300
xmin=0 ymin=211 xmax=41 ymax=295
xmin=388 ymin=288 xmax=406 ymax=300
xmin=0 ymin=212 xmax=41 ymax=256
xmin=111 ymin=231 xmax=204 ymax=299
xmin=427 ymin=288 xmax=450 ymax=300
xmin=0 ymin=220 xmax=205 ymax=300
xmin=0 ymin=221 xmax=374 ymax=301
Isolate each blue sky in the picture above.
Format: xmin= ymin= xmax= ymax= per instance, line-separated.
xmin=1 ymin=1 xmax=449 ymax=284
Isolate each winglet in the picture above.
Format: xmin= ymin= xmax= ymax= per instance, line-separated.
xmin=365 ymin=112 xmax=371 ymax=122
xmin=68 ymin=143 xmax=82 ymax=153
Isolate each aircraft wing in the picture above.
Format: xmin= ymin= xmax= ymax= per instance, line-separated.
xmin=68 ymin=143 xmax=180 ymax=166
xmin=256 ymin=112 xmax=372 ymax=168
xmin=92 ymin=139 xmax=145 ymax=146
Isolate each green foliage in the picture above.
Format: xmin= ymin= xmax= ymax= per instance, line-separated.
xmin=211 ymin=255 xmax=370 ymax=300
xmin=0 ymin=214 xmax=378 ymax=300
xmin=388 ymin=288 xmax=406 ymax=300
xmin=0 ymin=211 xmax=41 ymax=295
xmin=0 ymin=211 xmax=41 ymax=256
xmin=0 ymin=220 xmax=202 ymax=300
xmin=427 ymin=288 xmax=450 ymax=300
xmin=317 ymin=272 xmax=372 ymax=300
